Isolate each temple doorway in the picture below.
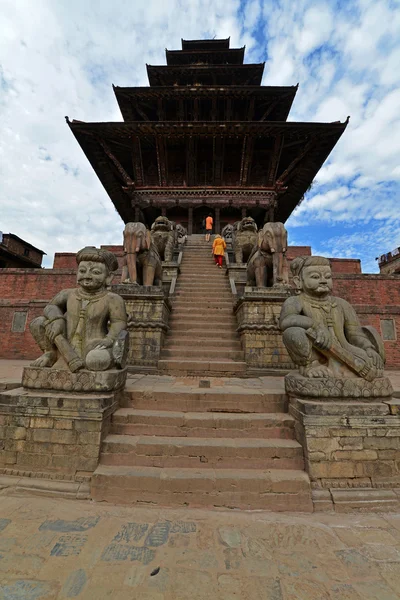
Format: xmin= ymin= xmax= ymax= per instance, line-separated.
xmin=193 ymin=206 xmax=213 ymax=234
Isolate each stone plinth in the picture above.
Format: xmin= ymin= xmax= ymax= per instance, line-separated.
xmin=0 ymin=384 xmax=121 ymax=478
xmin=226 ymin=263 xmax=247 ymax=296
xmin=161 ymin=260 xmax=180 ymax=296
xmin=113 ymin=284 xmax=171 ymax=367
xmin=285 ymin=372 xmax=393 ymax=399
xmin=22 ymin=366 xmax=127 ymax=393
xmin=289 ymin=395 xmax=400 ymax=512
xmin=234 ymin=287 xmax=294 ymax=370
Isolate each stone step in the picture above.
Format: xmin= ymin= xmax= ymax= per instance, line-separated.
xmin=100 ymin=435 xmax=304 ymax=470
xmin=164 ymin=337 xmax=241 ymax=348
xmin=169 ymin=316 xmax=236 ymax=326
xmin=171 ymin=300 xmax=234 ymax=307
xmin=161 ymin=348 xmax=244 ymax=360
xmin=158 ymin=359 xmax=247 ymax=375
xmin=171 ymin=309 xmax=234 ymax=318
xmin=123 ymin=384 xmax=286 ymax=413
xmin=175 ymin=285 xmax=231 ymax=291
xmin=174 ymin=292 xmax=233 ymax=299
xmin=111 ymin=409 xmax=295 ymax=439
xmin=91 ymin=465 xmax=313 ymax=511
xmin=166 ymin=330 xmax=239 ymax=340
xmin=167 ymin=324 xmax=237 ymax=335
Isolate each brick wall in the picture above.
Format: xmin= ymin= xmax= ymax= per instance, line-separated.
xmin=333 ymin=274 xmax=400 ymax=369
xmin=0 ymin=247 xmax=399 ymax=366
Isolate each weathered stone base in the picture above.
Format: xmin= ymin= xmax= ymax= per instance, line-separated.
xmin=0 ymin=473 xmax=90 ymax=500
xmin=285 ymin=372 xmax=393 ymax=399
xmin=313 ymin=487 xmax=400 ymax=513
xmin=234 ymin=287 xmax=294 ymax=370
xmin=290 ymin=395 xmax=400 ymax=512
xmin=22 ymin=366 xmax=127 ymax=393
xmin=0 ymin=386 xmax=121 ymax=478
xmin=113 ymin=284 xmax=171 ymax=367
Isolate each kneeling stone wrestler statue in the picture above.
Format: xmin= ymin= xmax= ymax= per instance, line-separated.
xmin=30 ymin=247 xmax=127 ymax=372
xmin=279 ymin=256 xmax=384 ymax=381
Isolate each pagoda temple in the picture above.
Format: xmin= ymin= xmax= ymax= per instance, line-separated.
xmin=67 ymin=37 xmax=348 ymax=234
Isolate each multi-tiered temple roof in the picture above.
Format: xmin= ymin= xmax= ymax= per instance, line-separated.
xmin=67 ymin=38 xmax=347 ymax=232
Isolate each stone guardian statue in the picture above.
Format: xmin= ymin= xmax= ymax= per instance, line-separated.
xmin=279 ymin=256 xmax=392 ymax=397
xmin=30 ymin=247 xmax=127 ymax=372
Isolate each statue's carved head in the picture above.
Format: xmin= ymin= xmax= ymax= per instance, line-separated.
xmin=76 ymin=247 xmax=118 ymax=292
xmin=258 ymin=222 xmax=288 ymax=254
xmin=291 ymin=256 xmax=332 ymax=297
xmin=152 ymin=216 xmax=172 ymax=232
xmin=123 ymin=222 xmax=152 ymax=253
xmin=239 ymin=217 xmax=257 ymax=232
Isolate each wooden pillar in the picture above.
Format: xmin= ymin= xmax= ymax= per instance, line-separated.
xmin=161 ymin=207 xmax=167 ymax=217
xmin=215 ymin=208 xmax=220 ymax=234
xmin=241 ymin=207 xmax=247 ymax=219
xmin=134 ymin=206 xmax=140 ymax=221
xmin=188 ymin=207 xmax=193 ymax=235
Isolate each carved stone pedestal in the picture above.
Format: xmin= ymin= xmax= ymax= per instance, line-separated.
xmin=161 ymin=260 xmax=180 ymax=296
xmin=0 ymin=367 xmax=126 ymax=483
xmin=288 ymin=391 xmax=400 ymax=512
xmin=226 ymin=263 xmax=247 ymax=296
xmin=113 ymin=284 xmax=171 ymax=368
xmin=234 ymin=287 xmax=294 ymax=370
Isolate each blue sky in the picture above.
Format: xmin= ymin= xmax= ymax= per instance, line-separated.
xmin=1 ymin=0 xmax=399 ymax=271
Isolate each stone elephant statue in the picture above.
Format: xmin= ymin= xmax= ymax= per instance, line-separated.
xmin=121 ymin=222 xmax=162 ymax=286
xmin=246 ymin=222 xmax=289 ymax=288
xmin=232 ymin=217 xmax=258 ymax=263
xmin=150 ymin=216 xmax=176 ymax=262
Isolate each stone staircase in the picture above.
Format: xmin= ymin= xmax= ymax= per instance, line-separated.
xmin=158 ymin=235 xmax=246 ymax=375
xmin=91 ymin=235 xmax=312 ymax=511
xmin=92 ymin=378 xmax=312 ymax=511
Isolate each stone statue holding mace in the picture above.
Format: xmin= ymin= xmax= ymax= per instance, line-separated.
xmin=280 ymin=256 xmax=384 ymax=382
xmin=30 ymin=247 xmax=127 ymax=372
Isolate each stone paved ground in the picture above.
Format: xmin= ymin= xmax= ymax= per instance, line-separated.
xmin=0 ymin=493 xmax=400 ymax=599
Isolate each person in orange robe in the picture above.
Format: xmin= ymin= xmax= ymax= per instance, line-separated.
xmin=205 ymin=214 xmax=213 ymax=242
xmin=212 ymin=234 xmax=226 ymax=268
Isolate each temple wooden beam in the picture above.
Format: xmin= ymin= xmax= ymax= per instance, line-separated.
xmin=247 ymin=97 xmax=255 ymax=121
xmin=240 ymin=136 xmax=254 ymax=185
xmin=260 ymin=96 xmax=281 ymax=121
xmin=213 ymin=136 xmax=224 ymax=185
xmin=131 ymin=135 xmax=144 ymax=186
xmin=186 ymin=137 xmax=196 ymax=186
xmin=156 ymin=136 xmax=168 ymax=186
xmin=177 ymin=99 xmax=184 ymax=121
xmin=97 ymin=138 xmax=134 ymax=187
xmin=134 ymin=101 xmax=150 ymax=121
xmin=277 ymin=137 xmax=316 ymax=186
xmin=157 ymin=98 xmax=165 ymax=121
xmin=267 ymin=134 xmax=283 ymax=186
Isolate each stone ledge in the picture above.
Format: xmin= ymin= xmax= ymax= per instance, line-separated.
xmin=22 ymin=367 xmax=127 ymax=393
xmin=285 ymin=372 xmax=393 ymax=399
xmin=330 ymin=488 xmax=400 ymax=513
xmin=0 ymin=474 xmax=90 ymax=500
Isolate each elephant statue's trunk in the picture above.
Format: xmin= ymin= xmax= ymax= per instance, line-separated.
xmin=272 ymin=249 xmax=289 ymax=287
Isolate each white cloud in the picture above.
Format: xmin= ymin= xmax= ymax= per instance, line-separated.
xmin=0 ymin=0 xmax=399 ymax=273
